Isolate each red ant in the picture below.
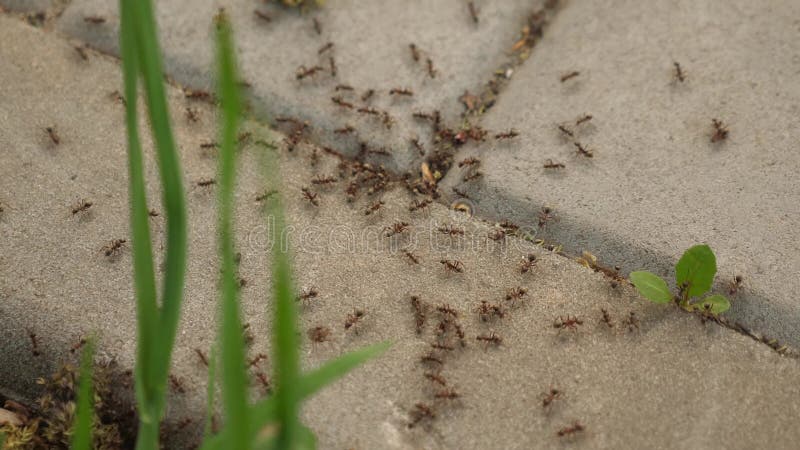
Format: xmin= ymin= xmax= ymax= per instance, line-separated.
xmin=411 ymin=296 xmax=426 ymax=333
xmin=673 ymin=62 xmax=685 ymax=82
xmin=553 ymin=316 xmax=583 ymax=332
xmin=440 ymin=259 xmax=464 ymax=273
xmin=312 ymin=17 xmax=322 ymax=35
xmin=409 ymin=198 xmax=432 ymax=212
xmin=541 ymin=387 xmax=562 ymax=409
xmin=424 ymin=372 xmax=447 ymax=386
xmin=102 ymin=238 xmax=127 ymax=257
xmin=557 ymin=124 xmax=574 ymax=138
xmin=476 ymin=332 xmax=502 ymax=348
xmin=308 ymin=326 xmax=331 ymax=343
xmin=45 ymin=126 xmax=60 ymax=145
xmin=538 ymin=206 xmax=555 ymax=228
xmin=436 ymin=304 xmax=459 ymax=318
xmin=408 ymin=403 xmax=436 ymax=428
xmin=438 ymin=225 xmax=465 ymax=236
xmin=296 ymin=65 xmax=324 ymax=80
xmin=317 ymin=42 xmax=334 ymax=54
xmin=475 ymin=301 xmax=505 ymax=321
xmin=711 ymin=119 xmax=729 ymax=143
xmin=560 ymin=71 xmax=580 ymax=82
xmin=403 ymin=249 xmax=421 ymax=265
xmin=622 ymin=311 xmax=640 ymax=332
xmin=27 ymin=328 xmax=40 ymax=356
xmin=435 ymin=389 xmax=460 ymax=400
xmin=494 ymin=129 xmax=519 ymax=139
xmin=301 ymin=187 xmax=319 ymax=206
xmin=364 ymin=200 xmax=385 ymax=216
xmin=84 ymin=16 xmax=106 ymax=24
xmin=253 ymin=10 xmax=271 ymax=22
xmin=194 ymin=348 xmax=209 ymax=367
xmin=467 ymin=1 xmax=479 ymax=23
xmin=458 ymin=157 xmax=480 ymax=168
xmin=334 ymin=124 xmax=355 ymax=134
xmin=576 ymin=114 xmax=593 ymax=125
xmin=409 ymin=43 xmax=420 ymax=62
xmin=331 ymin=96 xmax=354 ymax=109
xmin=384 ymin=222 xmax=410 ymax=237
xmin=505 ymin=286 xmax=528 ymax=305
xmin=488 ymin=228 xmax=506 ymax=242
xmin=345 ymin=309 xmax=366 ymax=334
xmin=728 ymin=275 xmax=744 ymax=295
xmin=520 ymin=254 xmax=537 ymax=274
xmin=543 ymin=159 xmax=565 ymax=169
xmin=389 ymin=88 xmax=413 ymax=96
xmin=573 ymin=142 xmax=594 ymax=157
xmin=600 ymin=308 xmax=614 ymax=328
xmin=361 ymin=89 xmax=375 ymax=102
xmin=311 ymin=175 xmax=337 ymax=185
xmin=426 ymin=58 xmax=437 ymax=78
xmin=71 ymin=199 xmax=93 ymax=215
xmin=557 ymin=421 xmax=585 ymax=437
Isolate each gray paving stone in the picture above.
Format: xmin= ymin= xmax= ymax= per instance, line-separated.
xmin=440 ymin=0 xmax=800 ymax=347
xmin=3 ymin=12 xmax=800 ymax=450
xmin=55 ymin=0 xmax=544 ymax=173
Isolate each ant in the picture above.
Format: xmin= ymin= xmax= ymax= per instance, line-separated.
xmin=495 ymin=129 xmax=519 ymax=139
xmin=426 ymin=58 xmax=437 ymax=78
xmin=505 ymin=286 xmax=528 ymax=304
xmin=311 ymin=175 xmax=337 ymax=185
xmin=74 ymin=44 xmax=89 ymax=61
xmin=409 ymin=198 xmax=432 ymax=212
xmin=108 ymin=90 xmax=126 ymax=105
xmin=185 ymin=107 xmax=199 ymax=123
xmin=329 ymin=57 xmax=337 ymax=77
xmin=499 ymin=220 xmax=519 ymax=231
xmin=575 ymin=114 xmax=593 ymax=126
xmin=440 ymin=259 xmax=464 ymax=273
xmin=467 ymin=1 xmax=479 ymax=23
xmin=424 ymin=371 xmax=447 ymax=386
xmin=184 ymin=88 xmax=212 ymax=100
xmin=168 ymin=374 xmax=186 ymax=394
xmin=560 ymin=71 xmax=580 ymax=82
xmin=452 ymin=187 xmax=470 ymax=199
xmin=301 ymin=187 xmax=319 ymax=206
xmin=254 ymin=371 xmax=272 ymax=393
xmin=102 ymin=238 xmax=127 ymax=257
xmin=729 ymin=275 xmax=744 ymax=295
xmin=673 ymin=62 xmax=686 ymax=83
xmin=45 ymin=127 xmax=60 ymax=145
xmin=361 ymin=89 xmax=375 ymax=102
xmin=431 ymin=342 xmax=455 ymax=352
xmin=600 ymin=308 xmax=614 ymax=328
xmin=520 ymin=254 xmax=537 ymax=274
xmin=403 ymin=249 xmax=421 ymax=265
xmin=248 ymin=353 xmax=268 ymax=368
xmin=384 ymin=222 xmax=410 ymax=237
xmin=71 ymin=199 xmax=93 ymax=215
xmin=194 ymin=348 xmax=209 ymax=367
xmin=458 ymin=157 xmax=480 ymax=168
xmin=312 ymin=17 xmax=322 ymax=35
xmin=541 ymin=387 xmax=562 ymax=409
xmin=538 ymin=206 xmax=554 ymax=228
xmin=488 ymin=227 xmax=506 ymax=242
xmin=296 ymin=65 xmax=324 ymax=80
xmin=196 ymin=178 xmax=216 ymax=187
xmin=463 ymin=171 xmax=483 ymax=182
xmin=344 ymin=309 xmax=366 ymax=334
xmin=255 ymin=190 xmax=277 ymax=203
xmin=411 ymin=296 xmax=426 ymax=333
xmin=334 ymin=84 xmax=354 ymax=92
xmin=200 ymin=141 xmax=218 ymax=149
xmin=557 ymin=421 xmax=585 ymax=437
xmin=308 ymin=326 xmax=331 ymax=343
xmin=410 ymin=137 xmax=425 ymax=155
xmin=317 ymin=42 xmax=334 ymax=54
xmin=436 ymin=304 xmax=459 ymax=318
xmin=70 ymin=337 xmax=87 ymax=354
xmin=543 ymin=159 xmax=565 ymax=169
xmin=389 ymin=88 xmax=413 ymax=96
xmin=297 ymin=287 xmax=319 ymax=305
xmin=409 ymin=43 xmax=420 ymax=62
xmin=435 ymin=389 xmax=460 ymax=400
xmin=438 ymin=225 xmax=465 ymax=236
xmin=476 ymin=332 xmax=502 ymax=348
xmin=475 ymin=300 xmax=505 ymax=321
xmin=357 ymin=106 xmax=379 ymax=115
xmin=622 ymin=311 xmax=640 ymax=332
xmin=364 ymin=200 xmax=385 ymax=215
xmin=711 ymin=119 xmax=729 ymax=143
xmin=408 ymin=402 xmax=436 ymax=428
xmin=331 ymin=96 xmax=354 ymax=109
xmin=420 ymin=352 xmax=444 ymax=366
xmin=554 ymin=316 xmax=583 ymax=332
xmin=573 ymin=142 xmax=594 ymax=157
xmin=253 ymin=10 xmax=271 ymax=22
xmin=27 ymin=328 xmax=40 ymax=356
xmin=83 ymin=16 xmax=106 ymax=24
xmin=557 ymin=124 xmax=574 ymax=138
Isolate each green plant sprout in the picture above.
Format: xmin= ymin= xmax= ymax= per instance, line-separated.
xmin=71 ymin=338 xmax=95 ymax=450
xmin=630 ymin=244 xmax=730 ymax=314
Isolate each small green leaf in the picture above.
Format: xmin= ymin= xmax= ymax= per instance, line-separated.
xmin=72 ymin=338 xmax=95 ymax=450
xmin=690 ymin=294 xmax=730 ymax=314
xmin=630 ymin=271 xmax=672 ymax=303
xmin=675 ymin=245 xmax=716 ymax=299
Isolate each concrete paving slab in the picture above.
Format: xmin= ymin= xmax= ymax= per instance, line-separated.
xmin=54 ymin=0 xmax=547 ymax=173
xmin=440 ymin=0 xmax=800 ymax=348
xmin=2 ymin=13 xmax=800 ymax=450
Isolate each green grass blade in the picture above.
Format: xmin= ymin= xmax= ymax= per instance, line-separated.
xmin=71 ymin=338 xmax=95 ymax=450
xmin=119 ymin=0 xmax=160 ymax=420
xmin=129 ymin=0 xmax=188 ymax=394
xmin=213 ymin=11 xmax=248 ymax=450
xmin=0 ymin=431 xmax=5 ymax=448
xmin=199 ymin=341 xmax=391 ymax=450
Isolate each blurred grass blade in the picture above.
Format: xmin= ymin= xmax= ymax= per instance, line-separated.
xmin=71 ymin=338 xmax=95 ymax=450
xmin=0 ymin=432 xmax=5 ymax=449
xmin=213 ymin=10 xmax=248 ymax=450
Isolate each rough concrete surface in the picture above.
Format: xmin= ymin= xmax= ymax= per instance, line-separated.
xmin=441 ymin=0 xmax=800 ymax=348
xmin=55 ymin=0 xmax=544 ymax=173
xmin=2 ymin=14 xmax=800 ymax=450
